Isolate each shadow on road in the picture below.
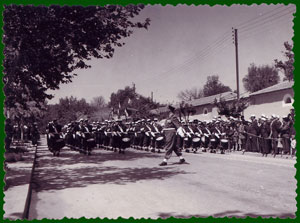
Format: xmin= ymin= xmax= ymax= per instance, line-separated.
xmin=5 ymin=151 xmax=35 ymax=189
xmin=36 ymin=146 xmax=164 ymax=164
xmin=158 ymin=210 xmax=296 ymax=219
xmin=5 ymin=167 xmax=32 ymax=189
xmin=33 ymin=148 xmax=191 ymax=191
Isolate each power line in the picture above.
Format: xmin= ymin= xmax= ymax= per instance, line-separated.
xmin=239 ymin=9 xmax=295 ymax=41
xmin=135 ymin=30 xmax=232 ymax=83
xmin=237 ymin=5 xmax=294 ymax=30
xmin=153 ymin=39 xmax=233 ymax=83
xmin=239 ymin=14 xmax=294 ymax=42
xmin=143 ymin=33 xmax=231 ymax=81
xmin=234 ymin=5 xmax=285 ymax=28
xmin=238 ymin=6 xmax=295 ymax=33
xmin=137 ymin=5 xmax=295 ymax=85
xmin=141 ymin=35 xmax=233 ymax=83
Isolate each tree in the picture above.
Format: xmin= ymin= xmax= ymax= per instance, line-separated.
xmin=3 ymin=5 xmax=150 ymax=114
xmin=214 ymin=97 xmax=249 ymax=118
xmin=108 ymin=86 xmax=161 ymax=119
xmin=90 ymin=96 xmax=106 ymax=109
xmin=177 ymin=87 xmax=204 ymax=101
xmin=39 ymin=96 xmax=96 ymax=130
xmin=243 ymin=63 xmax=280 ymax=93
xmin=274 ymin=41 xmax=294 ymax=81
xmin=178 ymin=101 xmax=196 ymax=122
xmin=203 ymin=75 xmax=232 ymax=97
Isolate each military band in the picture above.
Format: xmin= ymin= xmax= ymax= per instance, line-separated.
xmin=45 ymin=109 xmax=296 ymax=161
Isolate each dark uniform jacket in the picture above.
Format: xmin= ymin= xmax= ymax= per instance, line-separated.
xmin=270 ymin=119 xmax=282 ymax=138
xmin=247 ymin=120 xmax=259 ymax=136
xmin=47 ymin=123 xmax=62 ymax=134
xmin=163 ymin=114 xmax=181 ymax=131
xmin=260 ymin=122 xmax=271 ymax=138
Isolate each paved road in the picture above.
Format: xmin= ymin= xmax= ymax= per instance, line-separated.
xmin=29 ymin=138 xmax=296 ymax=219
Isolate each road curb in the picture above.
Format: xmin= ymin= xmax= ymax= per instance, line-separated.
xmin=22 ymin=143 xmax=38 ymax=219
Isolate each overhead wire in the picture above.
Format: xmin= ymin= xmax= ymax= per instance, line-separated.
xmin=137 ymin=5 xmax=295 ymax=85
xmin=239 ymin=14 xmax=294 ymax=43
xmin=234 ymin=4 xmax=285 ymax=28
xmin=138 ymin=33 xmax=231 ymax=83
xmin=238 ymin=7 xmax=295 ymax=35
xmin=236 ymin=5 xmax=294 ymax=31
xmin=239 ymin=9 xmax=295 ymax=42
xmin=135 ymin=30 xmax=232 ymax=83
xmin=141 ymin=35 xmax=233 ymax=83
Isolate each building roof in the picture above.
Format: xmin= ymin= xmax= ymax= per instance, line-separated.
xmin=250 ymin=81 xmax=294 ymax=96
xmin=188 ymin=91 xmax=237 ymax=107
xmin=149 ymin=106 xmax=170 ymax=115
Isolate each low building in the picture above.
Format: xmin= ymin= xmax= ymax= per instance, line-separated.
xmin=150 ymin=91 xmax=237 ymax=121
xmin=244 ymin=81 xmax=294 ymax=119
xmin=187 ymin=91 xmax=237 ymax=121
xmin=150 ymin=81 xmax=294 ymax=121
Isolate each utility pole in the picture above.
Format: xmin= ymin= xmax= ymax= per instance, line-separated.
xmin=151 ymin=91 xmax=153 ymax=102
xmin=132 ymin=82 xmax=136 ymax=94
xmin=232 ymin=28 xmax=240 ymax=100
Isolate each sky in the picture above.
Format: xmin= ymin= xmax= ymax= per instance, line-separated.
xmin=48 ymin=4 xmax=295 ymax=105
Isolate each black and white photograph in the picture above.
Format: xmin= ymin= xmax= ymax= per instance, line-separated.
xmin=3 ymin=3 xmax=297 ymax=220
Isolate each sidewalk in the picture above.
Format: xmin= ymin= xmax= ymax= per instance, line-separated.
xmin=3 ymin=144 xmax=36 ymax=220
xmin=227 ymin=150 xmax=296 ymax=161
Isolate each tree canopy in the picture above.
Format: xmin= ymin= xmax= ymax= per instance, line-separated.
xmin=243 ymin=63 xmax=280 ymax=93
xmin=39 ymin=96 xmax=100 ymax=131
xmin=108 ymin=86 xmax=161 ymax=119
xmin=90 ymin=96 xmax=106 ymax=109
xmin=203 ymin=75 xmax=232 ymax=97
xmin=274 ymin=41 xmax=294 ymax=81
xmin=177 ymin=87 xmax=204 ymax=101
xmin=3 ymin=5 xmax=150 ymax=116
xmin=214 ymin=97 xmax=249 ymax=118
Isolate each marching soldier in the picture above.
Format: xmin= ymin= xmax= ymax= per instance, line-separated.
xmin=182 ymin=121 xmax=192 ymax=152
xmin=176 ymin=120 xmax=186 ymax=152
xmin=151 ymin=118 xmax=164 ymax=152
xmin=159 ymin=106 xmax=186 ymax=166
xmin=190 ymin=119 xmax=201 ymax=153
xmin=143 ymin=119 xmax=153 ymax=151
xmin=115 ymin=119 xmax=128 ymax=154
xmin=46 ymin=119 xmax=64 ymax=156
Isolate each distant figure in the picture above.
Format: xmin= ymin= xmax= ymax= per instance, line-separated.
xmin=5 ymin=118 xmax=14 ymax=151
xmin=46 ymin=119 xmax=64 ymax=156
xmin=31 ymin=122 xmax=40 ymax=146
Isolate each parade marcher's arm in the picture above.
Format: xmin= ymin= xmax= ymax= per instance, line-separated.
xmin=171 ymin=115 xmax=181 ymax=129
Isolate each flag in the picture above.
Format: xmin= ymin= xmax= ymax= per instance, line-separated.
xmin=124 ymin=108 xmax=129 ymax=117
xmin=118 ymin=102 xmax=121 ymax=118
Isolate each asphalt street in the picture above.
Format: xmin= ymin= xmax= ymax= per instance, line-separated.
xmin=29 ymin=138 xmax=296 ymax=219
